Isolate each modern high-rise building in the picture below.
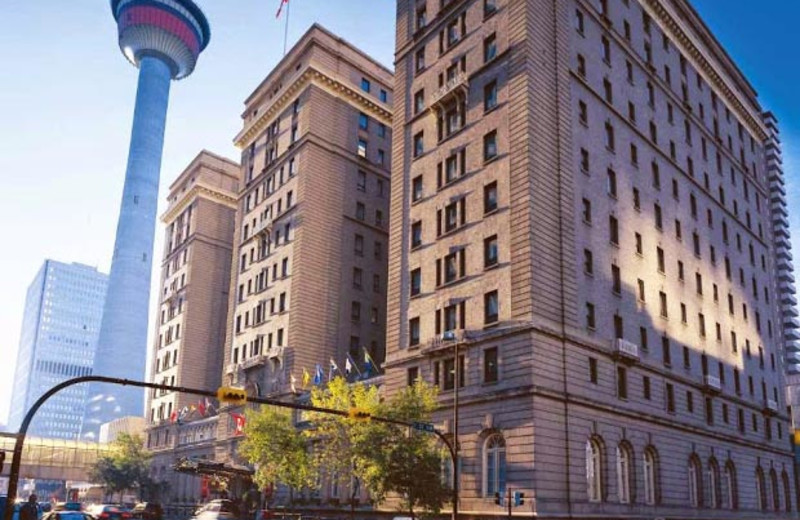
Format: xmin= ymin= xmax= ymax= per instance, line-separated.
xmin=220 ymin=24 xmax=393 ymax=402
xmin=9 ymin=261 xmax=108 ymax=439
xmin=145 ymin=150 xmax=239 ymax=437
xmin=386 ymin=0 xmax=795 ymax=516
xmin=83 ymin=0 xmax=211 ymax=438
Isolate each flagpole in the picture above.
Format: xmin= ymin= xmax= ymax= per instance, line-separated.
xmin=282 ymin=0 xmax=291 ymax=56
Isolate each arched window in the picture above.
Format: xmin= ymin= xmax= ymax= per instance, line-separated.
xmin=484 ymin=434 xmax=506 ymax=496
xmin=616 ymin=442 xmax=633 ymax=504
xmin=756 ymin=467 xmax=767 ymax=511
xmin=688 ymin=455 xmax=703 ymax=507
xmin=783 ymin=471 xmax=792 ymax=513
xmin=643 ymin=447 xmax=659 ymax=505
xmin=707 ymin=458 xmax=721 ymax=508
xmin=723 ymin=460 xmax=738 ymax=509
xmin=586 ymin=438 xmax=604 ymax=502
xmin=771 ymin=469 xmax=780 ymax=511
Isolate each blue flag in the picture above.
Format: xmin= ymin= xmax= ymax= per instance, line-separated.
xmin=313 ymin=364 xmax=323 ymax=386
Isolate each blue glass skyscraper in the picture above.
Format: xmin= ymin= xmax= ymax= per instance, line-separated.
xmin=9 ymin=261 xmax=108 ymax=439
xmin=82 ymin=0 xmax=210 ymax=439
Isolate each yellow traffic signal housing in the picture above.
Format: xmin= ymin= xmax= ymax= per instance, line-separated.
xmin=217 ymin=387 xmax=248 ymax=404
xmin=348 ymin=408 xmax=371 ymax=421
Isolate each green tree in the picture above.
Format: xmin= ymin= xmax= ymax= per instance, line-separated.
xmin=89 ymin=433 xmax=153 ymax=501
xmin=238 ymin=406 xmax=316 ymax=503
xmin=310 ymin=378 xmax=450 ymax=517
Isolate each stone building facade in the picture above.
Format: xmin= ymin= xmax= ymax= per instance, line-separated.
xmin=219 ymin=23 xmax=392 ymax=406
xmin=145 ymin=150 xmax=239 ymax=502
xmin=386 ymin=0 xmax=796 ymax=518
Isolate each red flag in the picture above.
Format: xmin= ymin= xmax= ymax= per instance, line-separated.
xmin=276 ymin=0 xmax=289 ymax=18
xmin=197 ymin=399 xmax=206 ymax=417
xmin=232 ymin=413 xmax=246 ymax=436
xmin=169 ymin=410 xmax=177 ymax=423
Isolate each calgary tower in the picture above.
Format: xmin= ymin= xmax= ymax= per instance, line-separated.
xmin=83 ymin=0 xmax=210 ymax=438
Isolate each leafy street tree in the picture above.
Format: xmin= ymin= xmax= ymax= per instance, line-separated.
xmin=89 ymin=433 xmax=154 ymax=501
xmin=238 ymin=405 xmax=316 ymax=504
xmin=239 ymin=378 xmax=451 ymax=518
xmin=310 ymin=378 xmax=451 ymax=518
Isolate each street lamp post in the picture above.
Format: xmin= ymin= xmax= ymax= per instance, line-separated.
xmin=452 ymin=339 xmax=460 ymax=520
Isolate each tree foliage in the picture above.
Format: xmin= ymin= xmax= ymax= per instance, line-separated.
xmin=238 ymin=405 xmax=316 ymax=492
xmin=310 ymin=378 xmax=450 ymax=516
xmin=89 ymin=433 xmax=153 ymax=500
xmin=238 ymin=378 xmax=451 ymax=516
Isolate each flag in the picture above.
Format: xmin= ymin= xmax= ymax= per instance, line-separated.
xmin=345 ymin=353 xmax=362 ymax=377
xmin=232 ymin=413 xmax=246 ymax=436
xmin=364 ymin=348 xmax=380 ymax=376
xmin=313 ymin=364 xmax=324 ymax=386
xmin=204 ymin=397 xmax=215 ymax=416
xmin=276 ymin=0 xmax=289 ymax=18
xmin=290 ymin=373 xmax=298 ymax=394
xmin=197 ymin=399 xmax=206 ymax=417
xmin=302 ymin=367 xmax=311 ymax=389
xmin=329 ymin=358 xmax=339 ymax=381
xmin=169 ymin=410 xmax=177 ymax=423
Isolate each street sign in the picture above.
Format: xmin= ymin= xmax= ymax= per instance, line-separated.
xmin=217 ymin=386 xmax=247 ymax=404
xmin=412 ymin=421 xmax=435 ymax=433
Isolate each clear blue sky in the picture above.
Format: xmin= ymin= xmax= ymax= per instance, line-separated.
xmin=0 ymin=1 xmax=796 ymax=426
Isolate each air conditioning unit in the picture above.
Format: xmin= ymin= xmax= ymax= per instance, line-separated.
xmin=613 ymin=338 xmax=639 ymax=361
xmin=766 ymin=399 xmax=779 ymax=413
xmin=442 ymin=330 xmax=457 ymax=341
xmin=704 ymin=374 xmax=722 ymax=392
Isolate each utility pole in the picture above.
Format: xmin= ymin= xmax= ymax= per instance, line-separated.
xmin=453 ymin=339 xmax=460 ymax=520
xmin=507 ymin=488 xmax=512 ymax=520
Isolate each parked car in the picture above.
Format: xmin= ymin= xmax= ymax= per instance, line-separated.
xmin=190 ymin=500 xmax=240 ymax=520
xmin=130 ymin=503 xmax=162 ymax=520
xmin=42 ymin=512 xmax=94 ymax=520
xmin=85 ymin=505 xmax=131 ymax=520
xmin=53 ymin=504 xmax=82 ymax=512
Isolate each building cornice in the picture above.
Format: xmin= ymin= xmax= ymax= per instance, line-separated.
xmin=643 ymin=0 xmax=768 ymax=141
xmin=161 ymin=183 xmax=238 ymax=224
xmin=233 ymin=66 xmax=393 ymax=150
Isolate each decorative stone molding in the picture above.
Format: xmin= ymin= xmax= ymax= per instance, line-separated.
xmin=643 ymin=0 xmax=768 ymax=141
xmin=234 ymin=66 xmax=392 ymax=149
xmin=161 ymin=183 xmax=238 ymax=223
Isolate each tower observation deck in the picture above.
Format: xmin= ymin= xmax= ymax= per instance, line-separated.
xmin=82 ymin=0 xmax=210 ymax=439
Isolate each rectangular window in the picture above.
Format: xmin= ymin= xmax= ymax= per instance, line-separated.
xmin=484 ymin=80 xmax=498 ymax=111
xmin=643 ymin=376 xmax=651 ymax=400
xmin=483 ymin=130 xmax=498 ymax=161
xmin=358 ymin=139 xmax=368 ymax=158
xmin=413 ymin=132 xmax=424 ymax=157
xmin=589 ymin=357 xmax=598 ymax=384
xmin=361 ymin=78 xmax=371 ymax=92
xmin=411 ymin=221 xmax=423 ymax=249
xmin=409 ymin=317 xmax=420 ymax=347
xmin=484 ymin=347 xmax=499 ymax=383
xmin=410 ymin=268 xmax=421 ymax=296
xmin=484 ymin=182 xmax=498 ymax=213
xmin=358 ymin=112 xmax=369 ymax=130
xmin=586 ymin=302 xmax=596 ymax=329
xmin=617 ymin=366 xmax=628 ymax=399
xmin=483 ymin=32 xmax=497 ymax=62
xmin=484 ymin=290 xmax=499 ymax=324
xmin=484 ymin=235 xmax=498 ymax=268
xmin=666 ymin=383 xmax=675 ymax=412
xmin=659 ymin=292 xmax=668 ymax=318
xmin=661 ymin=336 xmax=671 ymax=365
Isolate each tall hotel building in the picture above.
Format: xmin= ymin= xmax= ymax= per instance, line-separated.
xmin=9 ymin=261 xmax=107 ymax=438
xmin=146 ymin=151 xmax=239 ymax=444
xmin=387 ymin=0 xmax=796 ymax=517
xmin=221 ymin=25 xmax=392 ymax=402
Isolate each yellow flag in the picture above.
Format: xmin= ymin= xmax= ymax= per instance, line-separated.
xmin=302 ymin=367 xmax=311 ymax=389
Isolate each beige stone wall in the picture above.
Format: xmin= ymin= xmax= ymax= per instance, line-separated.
xmin=387 ymin=0 xmax=794 ymax=517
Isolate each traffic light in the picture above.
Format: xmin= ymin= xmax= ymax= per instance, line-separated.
xmin=494 ymin=492 xmax=501 ymax=505
xmin=348 ymin=408 xmax=371 ymax=421
xmin=217 ymin=387 xmax=248 ymax=404
xmin=513 ymin=491 xmax=525 ymax=506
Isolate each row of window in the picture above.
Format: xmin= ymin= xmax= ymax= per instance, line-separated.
xmin=407 ymin=290 xmax=499 ymax=347
xmin=574 ymin=1 xmax=763 ymax=184
xmin=590 ymin=356 xmax=781 ymax=438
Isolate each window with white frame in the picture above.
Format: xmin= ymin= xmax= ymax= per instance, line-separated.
xmin=586 ymin=438 xmax=603 ymax=502
xmin=643 ymin=447 xmax=658 ymax=505
xmin=616 ymin=443 xmax=633 ymax=504
xmin=484 ymin=434 xmax=506 ymax=496
xmin=688 ymin=455 xmax=702 ymax=507
xmin=708 ymin=458 xmax=721 ymax=508
xmin=723 ymin=461 xmax=737 ymax=509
